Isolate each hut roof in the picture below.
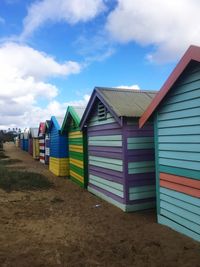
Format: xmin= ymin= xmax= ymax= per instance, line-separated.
xmin=49 ymin=116 xmax=64 ymax=131
xmin=139 ymin=45 xmax=200 ymax=127
xmin=61 ymin=106 xmax=86 ymax=133
xmin=80 ymin=87 xmax=157 ymax=129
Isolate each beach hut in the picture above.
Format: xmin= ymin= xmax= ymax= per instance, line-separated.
xmin=61 ymin=106 xmax=87 ymax=188
xmin=20 ymin=133 xmax=24 ymax=150
xmin=23 ymin=132 xmax=29 ymax=152
xmin=80 ymin=87 xmax=157 ymax=212
xmin=28 ymin=128 xmax=38 ymax=156
xmin=44 ymin=120 xmax=51 ymax=165
xmin=49 ymin=116 xmax=68 ymax=176
xmin=38 ymin=122 xmax=46 ymax=164
xmin=139 ymin=45 xmax=200 ymax=242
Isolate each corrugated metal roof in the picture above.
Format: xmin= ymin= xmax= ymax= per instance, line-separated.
xmin=96 ymin=87 xmax=157 ymax=117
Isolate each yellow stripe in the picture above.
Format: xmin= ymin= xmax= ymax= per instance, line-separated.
xmin=49 ymin=157 xmax=69 ymax=176
xmin=70 ymin=170 xmax=83 ymax=183
xmin=70 ymin=158 xmax=83 ymax=168
xmin=69 ymin=131 xmax=82 ymax=138
xmin=69 ymin=145 xmax=83 ymax=153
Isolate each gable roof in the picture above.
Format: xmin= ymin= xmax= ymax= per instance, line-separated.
xmin=80 ymin=87 xmax=157 ymax=129
xmin=139 ymin=45 xmax=200 ymax=127
xmin=61 ymin=106 xmax=86 ymax=133
xmin=29 ymin=128 xmax=38 ymax=138
xmin=38 ymin=122 xmax=45 ymax=135
xmin=49 ymin=116 xmax=64 ymax=131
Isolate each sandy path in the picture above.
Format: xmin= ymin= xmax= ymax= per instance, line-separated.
xmin=0 ymin=142 xmax=199 ymax=267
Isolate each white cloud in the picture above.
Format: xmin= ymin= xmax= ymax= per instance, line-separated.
xmin=106 ymin=0 xmax=200 ymax=62
xmin=21 ymin=0 xmax=106 ymax=38
xmin=116 ymin=84 xmax=140 ymax=90
xmin=0 ymin=17 xmax=5 ymax=25
xmin=0 ymin=42 xmax=82 ymax=130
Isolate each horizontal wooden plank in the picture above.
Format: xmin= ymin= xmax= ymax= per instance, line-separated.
xmin=127 ymin=142 xmax=154 ymax=150
xmin=159 ymin=98 xmax=200 ymax=113
xmin=128 ymin=166 xmax=155 ymax=175
xmin=160 ymin=200 xmax=200 ymax=225
xmin=88 ymin=117 xmax=116 ymax=127
xmin=160 ymin=180 xmax=200 ymax=198
xmin=160 ymin=172 xmax=200 ymax=189
xmin=159 ymin=150 xmax=200 ymax=162
xmin=69 ymin=145 xmax=83 ymax=153
xmin=160 ymin=209 xmax=200 ymax=235
xmin=129 ymin=190 xmax=155 ymax=201
xmin=89 ymin=135 xmax=122 ymax=141
xmin=158 ymin=107 xmax=200 ymax=121
xmin=90 ymin=174 xmax=123 ymax=191
xmin=159 ymin=157 xmax=200 ymax=171
xmin=128 ymin=161 xmax=155 ymax=169
xmin=89 ymin=140 xmax=122 ymax=147
xmin=89 ymin=156 xmax=123 ymax=172
xmin=160 ymin=193 xmax=200 ymax=216
xmin=159 ymin=165 xmax=200 ymax=180
xmin=127 ymin=137 xmax=154 ymax=144
xmin=158 ymin=135 xmax=200 ymax=143
xmin=160 ymin=187 xmax=200 ymax=207
xmin=159 ymin=143 xmax=200 ymax=153
xmin=70 ymin=158 xmax=84 ymax=169
xmin=70 ymin=170 xmax=84 ymax=183
xmin=158 ymin=125 xmax=200 ymax=136
xmin=129 ymin=185 xmax=155 ymax=193
xmin=158 ymin=215 xmax=200 ymax=242
xmin=158 ymin=116 xmax=200 ymax=128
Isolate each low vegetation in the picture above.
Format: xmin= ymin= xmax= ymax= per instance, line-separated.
xmin=0 ymin=151 xmax=53 ymax=192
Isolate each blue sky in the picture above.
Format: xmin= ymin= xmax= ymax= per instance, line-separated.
xmin=0 ymin=0 xmax=199 ymax=129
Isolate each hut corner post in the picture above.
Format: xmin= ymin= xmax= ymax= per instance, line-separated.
xmin=122 ymin=117 xmax=129 ymax=208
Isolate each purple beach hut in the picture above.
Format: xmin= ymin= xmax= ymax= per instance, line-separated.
xmin=80 ymin=87 xmax=157 ymax=212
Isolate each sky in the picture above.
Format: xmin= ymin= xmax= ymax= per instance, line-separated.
xmin=0 ymin=0 xmax=200 ymax=130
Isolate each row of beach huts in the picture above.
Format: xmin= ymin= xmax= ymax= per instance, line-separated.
xmin=15 ymin=46 xmax=200 ymax=242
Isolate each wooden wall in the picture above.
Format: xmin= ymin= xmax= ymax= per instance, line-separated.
xmin=45 ymin=134 xmax=50 ymax=164
xmin=68 ymin=119 xmax=87 ymax=187
xmin=155 ymin=61 xmax=200 ymax=241
xmin=49 ymin=122 xmax=69 ymax=176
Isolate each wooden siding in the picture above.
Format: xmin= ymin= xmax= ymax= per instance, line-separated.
xmin=39 ymin=137 xmax=45 ymax=164
xmin=68 ymin=120 xmax=87 ymax=188
xmin=45 ymin=135 xmax=50 ymax=164
xmin=49 ymin=157 xmax=69 ymax=176
xmin=87 ymin=104 xmax=125 ymax=208
xmin=125 ymin=119 xmax=156 ymax=208
xmin=32 ymin=139 xmax=39 ymax=160
xmin=156 ymin=62 xmax=200 ymax=242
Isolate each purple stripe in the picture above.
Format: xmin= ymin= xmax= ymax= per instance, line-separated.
xmin=128 ymin=179 xmax=155 ymax=187
xmin=128 ymin=154 xmax=155 ymax=162
xmin=127 ymin=149 xmax=154 ymax=156
xmin=126 ymin=130 xmax=154 ymax=137
xmin=87 ymin=122 xmax=121 ymax=132
xmin=88 ymin=165 xmax=123 ymax=179
xmin=88 ymin=146 xmax=123 ymax=153
xmin=89 ymin=169 xmax=123 ymax=184
xmin=127 ymin=197 xmax=156 ymax=205
xmin=127 ymin=172 xmax=155 ymax=182
xmin=89 ymin=150 xmax=123 ymax=159
xmin=88 ymin=183 xmax=125 ymax=204
xmin=88 ymin=128 xmax=122 ymax=137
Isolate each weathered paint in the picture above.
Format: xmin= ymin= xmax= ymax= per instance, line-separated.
xmin=49 ymin=116 xmax=68 ymax=177
xmin=81 ymin=97 xmax=156 ymax=212
xmin=153 ymin=61 xmax=200 ymax=242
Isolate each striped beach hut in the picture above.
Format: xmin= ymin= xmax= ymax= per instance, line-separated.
xmin=49 ymin=116 xmax=69 ymax=176
xmin=61 ymin=106 xmax=87 ymax=188
xmin=80 ymin=87 xmax=157 ymax=212
xmin=38 ymin=122 xmax=46 ymax=164
xmin=44 ymin=120 xmax=51 ymax=165
xmin=140 ymin=45 xmax=200 ymax=242
xmin=28 ymin=128 xmax=38 ymax=156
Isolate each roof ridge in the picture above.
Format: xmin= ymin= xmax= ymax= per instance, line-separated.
xmin=95 ymin=87 xmax=157 ymax=93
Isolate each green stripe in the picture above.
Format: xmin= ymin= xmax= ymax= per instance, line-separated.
xmin=128 ymin=161 xmax=155 ymax=169
xmin=90 ymin=174 xmax=123 ymax=191
xmin=89 ymin=140 xmax=122 ymax=147
xmin=128 ymin=166 xmax=155 ymax=174
xmin=70 ymin=175 xmax=84 ymax=188
xmin=129 ymin=190 xmax=156 ymax=201
xmin=129 ymin=185 xmax=155 ymax=193
xmin=89 ymin=160 xmax=123 ymax=172
xmin=70 ymin=164 xmax=84 ymax=176
xmin=89 ymin=156 xmax=122 ymax=165
xmin=127 ymin=137 xmax=154 ymax=144
xmin=127 ymin=143 xmax=154 ymax=150
xmin=69 ymin=151 xmax=83 ymax=161
xmin=158 ymin=215 xmax=200 ymax=242
xmin=88 ymin=135 xmax=122 ymax=141
xmin=159 ymin=165 xmax=200 ymax=180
